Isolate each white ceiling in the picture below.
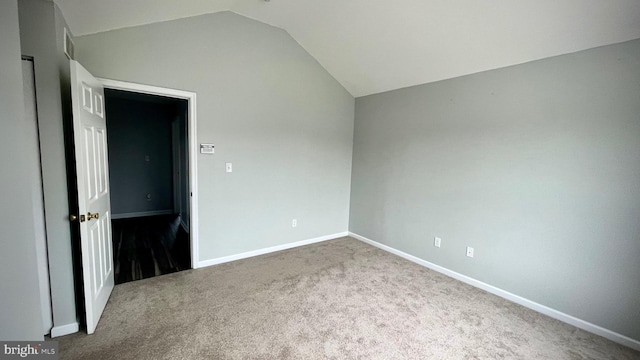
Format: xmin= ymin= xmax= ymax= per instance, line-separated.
xmin=54 ymin=0 xmax=640 ymax=97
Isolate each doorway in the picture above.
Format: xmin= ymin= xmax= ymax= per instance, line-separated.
xmin=100 ymin=80 xmax=199 ymax=284
xmin=104 ymin=89 xmax=188 ymax=284
xmin=66 ymin=64 xmax=200 ymax=333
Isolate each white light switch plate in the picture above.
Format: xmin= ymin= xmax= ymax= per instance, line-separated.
xmin=225 ymin=163 xmax=232 ymax=172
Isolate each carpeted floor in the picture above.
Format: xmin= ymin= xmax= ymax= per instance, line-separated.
xmin=57 ymin=237 xmax=639 ymax=359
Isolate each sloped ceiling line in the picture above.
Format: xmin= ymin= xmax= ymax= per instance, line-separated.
xmin=54 ymin=0 xmax=640 ymax=97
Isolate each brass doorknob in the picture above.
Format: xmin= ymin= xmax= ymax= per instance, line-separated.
xmin=87 ymin=212 xmax=100 ymax=220
xmin=70 ymin=214 xmax=86 ymax=222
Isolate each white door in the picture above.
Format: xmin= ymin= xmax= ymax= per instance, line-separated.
xmin=70 ymin=60 xmax=114 ymax=334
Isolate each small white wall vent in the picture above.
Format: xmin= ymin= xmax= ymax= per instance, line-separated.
xmin=64 ymin=27 xmax=75 ymax=60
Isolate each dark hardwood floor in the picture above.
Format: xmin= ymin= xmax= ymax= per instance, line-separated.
xmin=111 ymin=214 xmax=190 ymax=284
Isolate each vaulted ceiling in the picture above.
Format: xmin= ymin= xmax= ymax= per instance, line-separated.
xmin=54 ymin=0 xmax=640 ymax=97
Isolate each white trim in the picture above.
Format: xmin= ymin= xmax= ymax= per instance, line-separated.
xmin=188 ymin=89 xmax=199 ymax=268
xmin=111 ymin=210 xmax=173 ymax=219
xmin=348 ymin=232 xmax=640 ymax=351
xmin=197 ymin=232 xmax=349 ymax=269
xmin=98 ymin=78 xmax=199 ymax=270
xmin=50 ymin=322 xmax=79 ymax=338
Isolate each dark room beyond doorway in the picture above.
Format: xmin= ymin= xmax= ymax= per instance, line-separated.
xmin=104 ymin=89 xmax=190 ymax=284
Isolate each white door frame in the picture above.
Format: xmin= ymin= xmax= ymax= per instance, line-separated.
xmin=98 ymin=78 xmax=200 ymax=268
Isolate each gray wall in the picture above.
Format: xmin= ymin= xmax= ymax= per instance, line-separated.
xmin=350 ymin=39 xmax=640 ymax=341
xmin=106 ymin=97 xmax=176 ymax=215
xmin=76 ymin=12 xmax=354 ymax=262
xmin=0 ymin=0 xmax=45 ymax=341
xmin=18 ymin=0 xmax=78 ymax=333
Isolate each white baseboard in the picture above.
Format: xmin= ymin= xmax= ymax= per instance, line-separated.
xmin=348 ymin=232 xmax=640 ymax=352
xmin=197 ymin=232 xmax=349 ymax=269
xmin=111 ymin=210 xmax=173 ymax=219
xmin=50 ymin=322 xmax=79 ymax=338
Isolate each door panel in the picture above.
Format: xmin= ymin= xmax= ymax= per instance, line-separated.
xmin=96 ymin=129 xmax=107 ymax=194
xmin=88 ymin=220 xmax=102 ymax=293
xmin=95 ymin=93 xmax=104 ymax=118
xmin=82 ymin=85 xmax=93 ymax=113
xmin=70 ymin=60 xmax=114 ymax=334
xmin=83 ymin=127 xmax=97 ymax=201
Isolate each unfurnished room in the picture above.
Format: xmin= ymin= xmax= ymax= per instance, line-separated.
xmin=1 ymin=0 xmax=639 ymax=359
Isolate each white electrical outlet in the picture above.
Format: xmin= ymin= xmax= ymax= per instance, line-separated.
xmin=466 ymin=246 xmax=474 ymax=258
xmin=292 ymin=219 xmax=297 ymax=228
xmin=434 ymin=237 xmax=441 ymax=248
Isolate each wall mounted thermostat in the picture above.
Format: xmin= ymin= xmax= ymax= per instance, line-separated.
xmin=200 ymin=144 xmax=215 ymax=154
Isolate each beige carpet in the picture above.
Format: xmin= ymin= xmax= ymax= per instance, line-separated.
xmin=57 ymin=237 xmax=639 ymax=359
